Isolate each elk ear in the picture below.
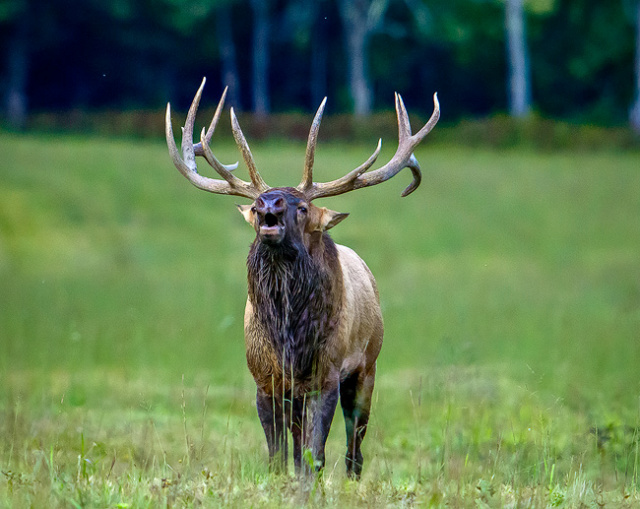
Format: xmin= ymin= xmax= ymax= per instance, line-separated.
xmin=236 ymin=204 xmax=255 ymax=225
xmin=318 ymin=207 xmax=349 ymax=231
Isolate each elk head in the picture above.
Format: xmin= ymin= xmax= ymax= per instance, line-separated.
xmin=165 ymin=78 xmax=440 ymax=248
xmin=235 ymin=188 xmax=348 ymax=250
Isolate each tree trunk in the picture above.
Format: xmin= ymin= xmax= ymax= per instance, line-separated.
xmin=630 ymin=1 xmax=640 ymax=133
xmin=250 ymin=0 xmax=270 ymax=117
xmin=346 ymin=23 xmax=372 ymax=117
xmin=337 ymin=0 xmax=373 ymax=117
xmin=5 ymin=16 xmax=29 ymax=129
xmin=217 ymin=5 xmax=242 ymax=110
xmin=505 ymin=0 xmax=531 ymax=118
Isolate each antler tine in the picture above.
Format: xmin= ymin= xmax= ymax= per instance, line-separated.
xmin=395 ymin=92 xmax=412 ymax=144
xmin=401 ymin=153 xmax=422 ymax=197
xmin=230 ymin=108 xmax=270 ymax=194
xmin=415 ymin=92 xmax=440 ymax=141
xmin=193 ymin=86 xmax=230 ymax=160
xmin=298 ymin=97 xmax=327 ymax=192
xmin=307 ymin=139 xmax=382 ymax=199
xmin=199 ymin=127 xmax=261 ymax=198
xmin=304 ymin=92 xmax=440 ymax=201
xmin=165 ymin=79 xmax=265 ymax=199
xmin=180 ymin=77 xmax=206 ymax=173
xmin=166 ymin=103 xmax=193 ymax=177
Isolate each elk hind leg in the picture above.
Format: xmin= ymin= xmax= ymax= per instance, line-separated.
xmin=340 ymin=367 xmax=375 ymax=479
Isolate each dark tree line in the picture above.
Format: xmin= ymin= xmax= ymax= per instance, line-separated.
xmin=0 ymin=0 xmax=638 ymax=131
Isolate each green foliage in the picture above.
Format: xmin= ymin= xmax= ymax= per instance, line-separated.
xmin=531 ymin=0 xmax=636 ymax=123
xmin=0 ymin=0 xmax=637 ymax=123
xmin=0 ymin=0 xmax=25 ymax=21
xmin=525 ymin=0 xmax=557 ymax=15
xmin=1 ymin=132 xmax=640 ymax=506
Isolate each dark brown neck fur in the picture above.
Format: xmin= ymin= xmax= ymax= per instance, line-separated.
xmin=247 ymin=232 xmax=343 ymax=380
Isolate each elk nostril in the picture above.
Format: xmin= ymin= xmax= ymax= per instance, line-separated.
xmin=264 ymin=213 xmax=278 ymax=227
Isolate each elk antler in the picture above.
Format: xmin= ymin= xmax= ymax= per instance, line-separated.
xmin=165 ymin=77 xmax=270 ymax=199
xmin=297 ymin=93 xmax=440 ymax=201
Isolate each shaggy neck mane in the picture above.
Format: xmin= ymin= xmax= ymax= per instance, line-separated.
xmin=247 ymin=234 xmax=342 ymax=380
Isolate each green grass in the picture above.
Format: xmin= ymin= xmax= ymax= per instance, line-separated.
xmin=1 ymin=130 xmax=639 ymax=507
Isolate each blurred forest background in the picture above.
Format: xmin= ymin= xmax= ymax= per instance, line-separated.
xmin=1 ymin=0 xmax=640 ymax=135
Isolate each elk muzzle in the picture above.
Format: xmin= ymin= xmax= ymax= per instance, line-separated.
xmin=255 ymin=195 xmax=287 ymax=244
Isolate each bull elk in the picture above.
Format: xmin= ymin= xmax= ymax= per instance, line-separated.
xmin=165 ymin=78 xmax=439 ymax=478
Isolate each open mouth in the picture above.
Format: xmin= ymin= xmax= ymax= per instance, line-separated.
xmin=258 ymin=213 xmax=284 ymax=241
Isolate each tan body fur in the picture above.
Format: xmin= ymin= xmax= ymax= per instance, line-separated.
xmin=244 ymin=244 xmax=383 ymax=397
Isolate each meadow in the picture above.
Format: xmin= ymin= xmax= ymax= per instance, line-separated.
xmin=0 ymin=129 xmax=639 ymax=507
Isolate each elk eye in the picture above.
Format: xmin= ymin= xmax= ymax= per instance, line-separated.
xmin=298 ymin=206 xmax=307 ymax=214
xmin=251 ymin=206 xmax=257 ymax=213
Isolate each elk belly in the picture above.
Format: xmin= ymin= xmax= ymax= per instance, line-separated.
xmin=333 ymin=245 xmax=384 ymax=376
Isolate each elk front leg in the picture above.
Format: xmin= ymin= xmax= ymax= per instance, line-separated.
xmin=308 ymin=381 xmax=339 ymax=474
xmin=286 ymin=396 xmax=307 ymax=475
xmin=256 ymin=387 xmax=287 ymax=472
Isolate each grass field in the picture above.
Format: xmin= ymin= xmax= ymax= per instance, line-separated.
xmin=1 ymin=130 xmax=639 ymax=507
